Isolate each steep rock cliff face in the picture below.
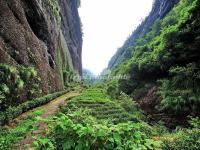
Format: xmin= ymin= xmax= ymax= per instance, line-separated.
xmin=0 ymin=0 xmax=82 ymax=94
xmin=59 ymin=0 xmax=82 ymax=75
xmin=108 ymin=0 xmax=178 ymax=69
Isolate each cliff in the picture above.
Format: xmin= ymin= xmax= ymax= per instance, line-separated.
xmin=0 ymin=0 xmax=82 ymax=94
xmin=108 ymin=0 xmax=178 ymax=69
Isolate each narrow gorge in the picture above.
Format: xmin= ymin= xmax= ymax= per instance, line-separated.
xmin=0 ymin=0 xmax=200 ymax=149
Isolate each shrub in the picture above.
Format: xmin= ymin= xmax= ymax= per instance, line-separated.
xmin=34 ymin=113 xmax=162 ymax=150
xmin=159 ymin=64 xmax=200 ymax=116
xmin=106 ymin=81 xmax=119 ymax=99
xmin=0 ymin=109 xmax=44 ymax=150
xmin=118 ymin=92 xmax=137 ymax=112
xmin=162 ymin=117 xmax=200 ymax=150
xmin=117 ymin=92 xmax=145 ymax=121
xmin=0 ymin=90 xmax=68 ymax=126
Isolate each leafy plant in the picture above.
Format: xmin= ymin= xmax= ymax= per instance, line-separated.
xmin=34 ymin=113 xmax=162 ymax=150
xmin=0 ymin=90 xmax=68 ymax=125
xmin=162 ymin=117 xmax=200 ymax=150
xmin=0 ymin=64 xmax=42 ymax=111
xmin=159 ymin=64 xmax=200 ymax=116
xmin=0 ymin=109 xmax=44 ymax=149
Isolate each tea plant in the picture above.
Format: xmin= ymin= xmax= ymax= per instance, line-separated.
xmin=34 ymin=87 xmax=162 ymax=149
xmin=162 ymin=117 xmax=200 ymax=150
xmin=34 ymin=112 xmax=162 ymax=150
xmin=0 ymin=109 xmax=44 ymax=149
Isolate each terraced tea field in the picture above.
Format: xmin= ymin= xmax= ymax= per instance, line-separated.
xmin=60 ymin=87 xmax=142 ymax=124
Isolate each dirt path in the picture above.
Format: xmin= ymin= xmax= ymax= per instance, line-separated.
xmin=11 ymin=91 xmax=80 ymax=150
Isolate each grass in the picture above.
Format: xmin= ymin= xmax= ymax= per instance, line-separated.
xmin=0 ymin=109 xmax=44 ymax=149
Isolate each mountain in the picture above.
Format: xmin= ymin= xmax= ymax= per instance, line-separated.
xmin=1 ymin=1 xmax=200 ymax=149
xmin=107 ymin=0 xmax=200 ymax=122
xmin=82 ymin=69 xmax=96 ymax=84
xmin=108 ymin=0 xmax=178 ymax=69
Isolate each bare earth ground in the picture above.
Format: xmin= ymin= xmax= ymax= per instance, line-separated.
xmin=9 ymin=91 xmax=80 ymax=150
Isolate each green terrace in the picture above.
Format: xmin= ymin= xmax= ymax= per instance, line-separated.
xmin=60 ymin=87 xmax=143 ymax=124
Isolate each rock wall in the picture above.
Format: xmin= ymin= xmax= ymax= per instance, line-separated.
xmin=0 ymin=0 xmax=82 ymax=94
xmin=108 ymin=0 xmax=178 ymax=69
xmin=59 ymin=0 xmax=82 ymax=75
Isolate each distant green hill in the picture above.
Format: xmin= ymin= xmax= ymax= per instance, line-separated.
xmin=82 ymin=69 xmax=96 ymax=84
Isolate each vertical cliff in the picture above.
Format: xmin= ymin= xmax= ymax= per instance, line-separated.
xmin=0 ymin=0 xmax=82 ymax=95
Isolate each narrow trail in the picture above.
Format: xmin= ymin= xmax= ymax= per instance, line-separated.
xmin=10 ymin=91 xmax=80 ymax=150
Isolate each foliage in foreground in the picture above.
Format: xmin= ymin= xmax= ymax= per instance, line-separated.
xmin=0 ymin=109 xmax=44 ymax=149
xmin=33 ymin=88 xmax=160 ymax=149
xmin=34 ymin=103 xmax=200 ymax=150
xmin=34 ymin=112 xmax=162 ymax=150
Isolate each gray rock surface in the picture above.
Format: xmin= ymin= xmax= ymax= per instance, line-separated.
xmin=0 ymin=0 xmax=82 ymax=94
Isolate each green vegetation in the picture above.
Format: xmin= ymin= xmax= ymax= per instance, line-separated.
xmin=34 ymin=113 xmax=161 ymax=150
xmin=63 ymin=67 xmax=76 ymax=87
xmin=44 ymin=0 xmax=61 ymax=24
xmin=162 ymin=117 xmax=200 ymax=150
xmin=0 ymin=109 xmax=44 ymax=149
xmin=0 ymin=64 xmax=70 ymax=125
xmin=108 ymin=0 xmax=200 ymax=116
xmin=1 ymin=86 xmax=199 ymax=150
xmin=159 ymin=64 xmax=200 ymax=116
xmin=0 ymin=90 xmax=68 ymax=125
xmin=0 ymin=64 xmax=41 ymax=111
xmin=60 ymin=88 xmax=144 ymax=124
xmin=34 ymin=87 xmax=162 ymax=149
xmin=1 ymin=0 xmax=200 ymax=149
xmin=33 ymin=87 xmax=200 ymax=150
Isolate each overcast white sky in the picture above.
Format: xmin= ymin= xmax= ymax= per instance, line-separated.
xmin=79 ymin=0 xmax=153 ymax=75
